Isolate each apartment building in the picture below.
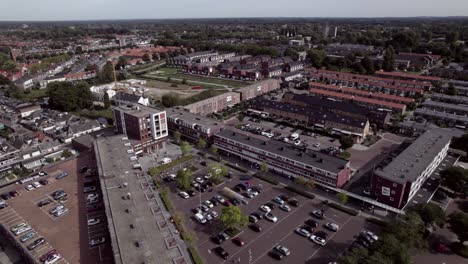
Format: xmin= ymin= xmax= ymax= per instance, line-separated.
xmin=374 ymin=71 xmax=441 ymax=83
xmin=422 ymin=100 xmax=468 ymax=116
xmin=112 ymin=104 xmax=168 ymax=154
xmin=214 ymin=128 xmax=352 ymax=188
xmin=309 ymin=88 xmax=406 ymax=115
xmin=166 ymin=107 xmax=225 ymax=144
xmin=431 ymin=93 xmax=468 ymax=105
xmin=414 ymin=108 xmax=468 ymax=128
xmin=183 ymin=92 xmax=241 ymax=115
xmin=234 ymin=79 xmax=281 ymax=101
xmin=371 ymin=129 xmax=451 ymax=209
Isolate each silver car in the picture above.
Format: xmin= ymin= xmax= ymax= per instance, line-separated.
xmin=20 ymin=232 xmax=36 ymax=243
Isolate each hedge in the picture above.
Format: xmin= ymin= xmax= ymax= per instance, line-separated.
xmin=148 ymin=155 xmax=194 ymax=176
xmin=188 ymin=247 xmax=204 ymax=264
xmin=254 ymin=173 xmax=279 ymax=185
xmin=328 ymin=202 xmax=359 ymax=216
xmin=159 ymin=191 xmax=173 ymax=211
xmin=284 ymin=186 xmax=315 ymax=199
xmin=208 ymin=156 xmax=221 ymax=162
xmin=225 ymin=162 xmax=248 ymax=173
xmin=366 ymin=217 xmax=387 ymax=227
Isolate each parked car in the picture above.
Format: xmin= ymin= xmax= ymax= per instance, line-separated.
xmin=310 ymin=235 xmax=326 ymax=246
xmin=88 ymin=218 xmax=101 ymax=226
xmin=14 ymin=226 xmax=31 ymax=236
xmin=230 ymin=198 xmax=241 ymax=206
xmin=265 ymin=202 xmax=276 ymax=209
xmin=38 ymin=199 xmax=52 ymax=207
xmin=9 ymin=191 xmax=19 ymax=197
xmin=83 ymin=186 xmax=96 ymax=193
xmin=264 ymin=212 xmax=278 ymax=223
xmin=27 ymin=238 xmax=45 ymax=250
xmin=203 ymin=200 xmax=214 ymax=208
xmin=89 ymin=237 xmax=105 ymax=247
xmin=232 ymin=237 xmax=245 ymax=247
xmin=0 ymin=193 xmax=11 ymax=200
xmin=288 ymin=199 xmax=299 ymax=207
xmin=86 ymin=204 xmax=102 ymax=212
xmin=260 ymin=205 xmax=271 ymax=213
xmin=49 ymin=205 xmax=64 ymax=215
xmin=54 ymin=208 xmax=69 ymax=217
xmin=10 ymin=223 xmax=27 ymax=232
xmin=305 ymin=219 xmax=319 ymax=228
xmin=55 ymin=172 xmax=68 ymax=180
xmin=249 ymin=215 xmax=259 ymax=223
xmin=249 ymin=224 xmax=262 ymax=232
xmin=295 ymin=228 xmax=311 ymax=238
xmin=214 ymin=195 xmax=225 ymax=203
xmin=179 ymin=192 xmax=189 ymax=199
xmin=25 ymin=185 xmax=35 ymax=191
xmin=279 ymin=204 xmax=291 ymax=212
xmin=312 ymin=210 xmax=325 ymax=219
xmin=274 ymin=245 xmax=291 ymax=256
xmin=32 ymin=181 xmax=42 ymax=188
xmin=315 ymin=231 xmax=328 ymax=239
xmin=214 ymin=246 xmax=229 ymax=260
xmin=194 ymin=213 xmax=207 ymax=225
xmin=269 ymin=250 xmax=284 ymax=260
xmin=40 ymin=250 xmax=57 ymax=262
xmin=44 ymin=254 xmax=61 ymax=264
xmin=325 ymin=222 xmax=340 ymax=232
xmin=39 ymin=179 xmax=49 ymax=185
xmin=187 ymin=190 xmax=196 ymax=196
xmin=19 ymin=232 xmax=36 ymax=243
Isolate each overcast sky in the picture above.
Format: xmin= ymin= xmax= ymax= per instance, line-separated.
xmin=3 ymin=0 xmax=468 ymax=21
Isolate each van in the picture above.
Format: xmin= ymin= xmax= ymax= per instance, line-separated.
xmin=194 ymin=213 xmax=207 ymax=224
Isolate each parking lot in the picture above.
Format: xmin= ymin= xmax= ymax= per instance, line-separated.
xmin=0 ymin=155 xmax=113 ymax=264
xmin=162 ymin=159 xmax=380 ymax=264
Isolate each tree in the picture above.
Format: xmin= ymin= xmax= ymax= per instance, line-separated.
xmin=210 ymin=145 xmax=218 ymax=156
xmin=440 ymin=166 xmax=468 ymax=193
xmin=197 ymin=138 xmax=207 ymax=149
xmin=361 ymin=56 xmax=375 ymax=74
xmin=294 ymin=177 xmax=307 ymax=186
xmin=447 ymin=83 xmax=459 ymax=96
xmin=161 ymin=93 xmax=181 ymax=107
xmin=142 ymin=53 xmax=151 ymax=62
xmin=180 ymin=141 xmax=192 ymax=156
xmin=182 ymin=78 xmax=187 ymax=85
xmin=452 ymin=133 xmax=468 ymax=155
xmin=383 ymin=46 xmax=395 ymax=72
xmin=61 ymin=149 xmax=73 ymax=158
xmin=307 ymin=49 xmax=326 ymax=68
xmin=103 ymin=92 xmax=111 ymax=108
xmin=448 ymin=212 xmax=468 ymax=243
xmin=173 ymin=131 xmax=181 ymax=143
xmin=208 ymin=163 xmax=228 ymax=184
xmin=306 ymin=178 xmax=316 ymax=190
xmin=409 ymin=203 xmax=446 ymax=226
xmin=339 ymin=135 xmax=354 ymax=149
xmin=260 ymin=161 xmax=268 ymax=173
xmin=47 ymin=82 xmax=93 ymax=112
xmin=99 ymin=61 xmax=115 ymax=83
xmin=220 ymin=206 xmax=248 ymax=230
xmin=176 ymin=168 xmax=192 ymax=191
xmin=337 ymin=192 xmax=348 ymax=205
xmin=237 ymin=113 xmax=245 ymax=122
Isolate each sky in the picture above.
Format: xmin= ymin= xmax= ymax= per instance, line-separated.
xmin=2 ymin=0 xmax=468 ymax=21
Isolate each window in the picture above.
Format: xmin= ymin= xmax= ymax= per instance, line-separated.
xmin=392 ymin=183 xmax=397 ymax=187
xmin=389 ymin=197 xmax=394 ymax=201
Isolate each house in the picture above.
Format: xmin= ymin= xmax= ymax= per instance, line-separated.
xmin=114 ymin=92 xmax=150 ymax=106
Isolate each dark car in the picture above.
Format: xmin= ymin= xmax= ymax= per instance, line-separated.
xmin=214 ymin=246 xmax=229 ymax=260
xmin=232 ymin=237 xmax=245 ymax=247
xmin=251 ymin=212 xmax=264 ymax=219
xmin=240 ymin=175 xmax=252 ymax=181
xmin=80 ymin=166 xmax=89 ymax=173
xmin=302 ymin=225 xmax=314 ymax=233
xmin=305 ymin=219 xmax=319 ymax=228
xmin=288 ymin=199 xmax=299 ymax=207
xmin=0 ymin=193 xmax=11 ymax=200
xmin=27 ymin=238 xmax=45 ymax=250
xmin=212 ymin=232 xmax=230 ymax=245
xmin=230 ymin=198 xmax=241 ymax=206
xmin=38 ymin=199 xmax=52 ymax=207
xmin=86 ymin=204 xmax=102 ymax=212
xmin=39 ymin=249 xmax=57 ymax=262
xmin=278 ymin=195 xmax=289 ymax=201
xmin=55 ymin=172 xmax=68 ymax=180
xmin=269 ymin=250 xmax=284 ymax=260
xmin=200 ymin=161 xmax=207 ymax=166
xmin=315 ymin=231 xmax=328 ymax=239
xmin=9 ymin=191 xmax=19 ymax=197
xmin=187 ymin=190 xmax=196 ymax=196
xmin=265 ymin=202 xmax=276 ymax=210
xmin=39 ymin=179 xmax=49 ymax=185
xmin=249 ymin=224 xmax=262 ymax=232
xmin=210 ymin=198 xmax=220 ymax=206
xmin=250 ymin=186 xmax=262 ymax=193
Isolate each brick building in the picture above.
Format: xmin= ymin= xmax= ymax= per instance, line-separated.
xmin=183 ymin=92 xmax=241 ymax=115
xmin=234 ymin=79 xmax=281 ymax=101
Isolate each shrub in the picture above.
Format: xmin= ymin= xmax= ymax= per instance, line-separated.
xmin=366 ymin=217 xmax=387 ymax=227
xmin=188 ymin=247 xmax=203 ymax=264
xmin=159 ymin=188 xmax=173 ymax=211
xmin=328 ymin=202 xmax=359 ymax=216
xmin=284 ymin=186 xmax=315 ymax=199
xmin=208 ymin=156 xmax=221 ymax=162
xmin=225 ymin=162 xmax=248 ymax=172
xmin=254 ymin=173 xmax=279 ymax=185
xmin=148 ymin=155 xmax=194 ymax=176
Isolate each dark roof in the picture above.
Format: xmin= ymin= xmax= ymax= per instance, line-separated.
xmin=253 ymin=98 xmax=368 ymax=129
xmin=216 ymin=128 xmax=349 ymax=175
xmin=114 ymin=92 xmax=143 ymax=103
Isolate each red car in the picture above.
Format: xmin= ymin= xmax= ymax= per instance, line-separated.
xmin=86 ymin=204 xmax=102 ymax=212
xmin=40 ymin=249 xmax=57 ymax=262
xmin=232 ymin=237 xmax=245 ymax=247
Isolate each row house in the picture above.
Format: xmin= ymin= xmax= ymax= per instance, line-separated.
xmin=234 ymin=79 xmax=281 ymax=101
xmin=183 ymin=92 xmax=241 ymax=116
xmin=285 ymin=61 xmax=304 ymax=72
xmin=262 ymin=66 xmax=282 ymax=78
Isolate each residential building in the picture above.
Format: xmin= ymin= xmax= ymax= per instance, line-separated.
xmin=414 ymin=108 xmax=468 ymax=128
xmin=431 ymin=93 xmax=468 ymax=105
xmin=214 ymin=128 xmax=352 ymax=188
xmin=114 ymin=92 xmax=150 ymax=106
xmin=166 ymin=107 xmax=225 ymax=143
xmin=325 ymin=43 xmax=375 ymax=56
xmin=374 ymin=71 xmax=441 ymax=83
xmin=183 ymin=92 xmax=241 ymax=115
xmin=371 ymin=129 xmax=451 ymax=209
xmin=395 ymin=52 xmax=441 ymax=71
xmin=422 ymin=100 xmax=468 ymax=116
xmin=112 ymin=104 xmax=168 ymax=154
xmin=234 ymin=79 xmax=281 ymax=101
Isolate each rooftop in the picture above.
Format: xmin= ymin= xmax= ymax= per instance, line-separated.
xmin=423 ymin=100 xmax=468 ymax=113
xmin=166 ymin=106 xmax=225 ymax=129
xmin=415 ymin=108 xmax=468 ymax=123
xmin=375 ymin=129 xmax=451 ymax=184
xmin=216 ymin=128 xmax=349 ymax=175
xmin=94 ymin=135 xmax=180 ymax=264
xmin=112 ymin=104 xmax=163 ymax=117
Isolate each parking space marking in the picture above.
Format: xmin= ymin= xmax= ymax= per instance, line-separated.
xmin=306 ymin=216 xmax=354 ymax=261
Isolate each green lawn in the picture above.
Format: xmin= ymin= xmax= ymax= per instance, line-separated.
xmin=15 ymin=88 xmax=49 ymax=101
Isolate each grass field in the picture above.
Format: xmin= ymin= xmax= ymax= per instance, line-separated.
xmin=146 ymin=67 xmax=251 ymax=88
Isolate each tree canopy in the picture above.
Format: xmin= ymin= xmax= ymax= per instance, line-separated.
xmin=47 ymin=81 xmax=93 ymax=112
xmin=176 ymin=168 xmax=192 ymax=192
xmin=440 ymin=166 xmax=468 ymax=194
xmin=220 ymin=206 xmax=248 ymax=230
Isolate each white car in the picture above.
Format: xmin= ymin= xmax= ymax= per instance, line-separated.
xmin=195 ymin=177 xmax=204 ymax=184
xmin=361 ymin=230 xmax=379 ymax=241
xmin=204 ymin=213 xmax=214 ymax=222
xmin=14 ymin=226 xmax=31 ymax=236
xmin=260 ymin=205 xmax=271 ymax=213
xmin=89 ymin=237 xmax=106 ymax=247
xmin=313 ymin=143 xmax=321 ymax=148
xmin=87 ymin=193 xmax=99 ymax=200
xmin=32 ymin=181 xmax=42 ymax=188
xmin=273 ymin=196 xmax=284 ymax=205
xmin=194 ymin=213 xmax=207 ymax=224
xmin=279 ymin=204 xmax=291 ymax=212
xmin=310 ymin=235 xmax=326 ymax=246
xmin=25 ymin=185 xmax=35 ymax=191
xmin=274 ymin=245 xmax=291 ymax=256
xmin=295 ymin=228 xmax=311 ymax=238
xmin=10 ymin=223 xmax=27 ymax=232
xmin=49 ymin=205 xmax=64 ymax=215
xmin=54 ymin=208 xmax=69 ymax=217
xmin=325 ymin=222 xmax=340 ymax=232
xmin=214 ymin=195 xmax=225 ymax=203
xmin=162 ymin=157 xmax=172 ymax=164
xmin=264 ymin=212 xmax=278 ymax=223
xmin=246 ymin=189 xmax=259 ymax=196
xmin=179 ymin=192 xmax=189 ymax=199
xmin=203 ymin=200 xmax=214 ymax=208
xmin=294 ymin=140 xmax=301 ymax=146
xmin=210 ymin=211 xmax=218 ymax=218
xmin=88 ymin=218 xmax=101 ymax=226
xmin=45 ymin=254 xmax=61 ymax=264
xmin=204 ymin=174 xmax=212 ymax=180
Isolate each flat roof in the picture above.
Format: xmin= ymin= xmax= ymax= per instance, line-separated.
xmin=94 ymin=135 xmax=180 ymax=264
xmin=432 ymin=93 xmax=468 ymax=104
xmin=415 ymin=108 xmax=468 ymax=123
xmin=375 ymin=129 xmax=451 ymax=184
xmin=215 ymin=128 xmax=349 ymax=175
xmin=112 ymin=104 xmax=163 ymax=118
xmin=166 ymin=106 xmax=225 ymax=129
